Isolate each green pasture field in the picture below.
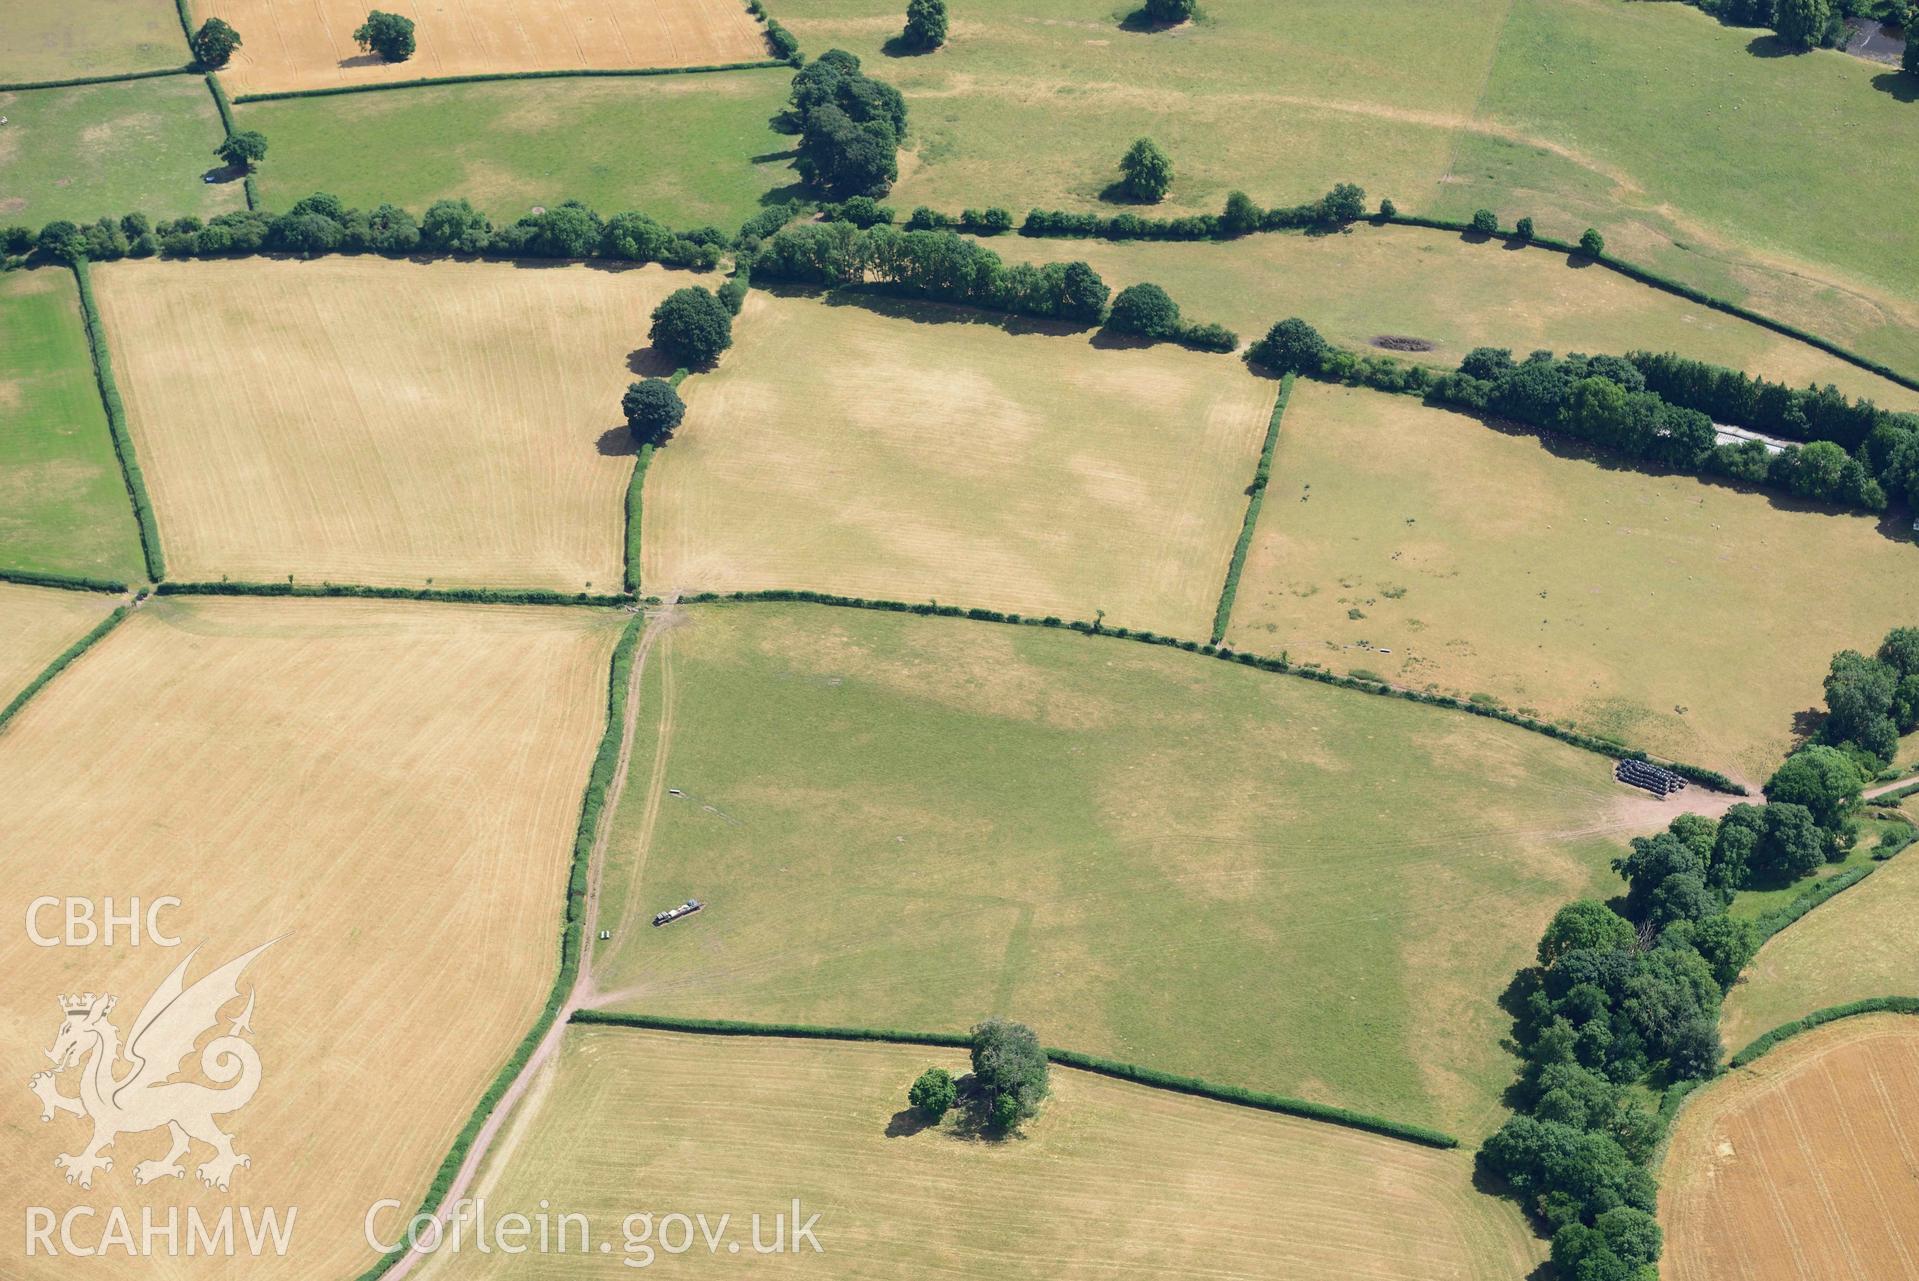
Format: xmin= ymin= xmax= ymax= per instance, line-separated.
xmin=1224 ymin=382 xmax=1919 ymax=787
xmin=0 ymin=78 xmax=241 ymax=226
xmin=0 ymin=269 xmax=144 ymax=582
xmin=588 ymin=602 xmax=1645 ymax=1140
xmin=238 ymin=69 xmax=798 ymax=227
xmin=434 ymin=1026 xmax=1543 ymax=1280
xmin=1726 ymin=815 xmax=1911 ymax=924
xmin=1720 ymin=847 xmax=1919 ymax=1053
xmin=1440 ymin=0 xmax=1919 ymax=377
xmin=1001 ymin=230 xmax=1919 ymax=411
xmin=0 ymin=0 xmax=186 ymax=82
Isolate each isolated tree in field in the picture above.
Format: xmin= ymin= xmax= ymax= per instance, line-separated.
xmin=1471 ymin=208 xmax=1498 ymax=235
xmin=1578 ymin=227 xmax=1605 ymax=257
xmin=1772 ymin=0 xmax=1829 ymax=48
xmin=901 ymin=0 xmax=948 ymax=49
xmin=354 ymin=10 xmax=416 ymax=62
xmin=649 ymin=287 xmax=733 ymax=369
xmin=907 ymin=1067 xmax=956 ymax=1120
xmin=1248 ymin=317 xmax=1327 ymax=374
xmin=970 ymin=1018 xmax=1048 ymax=1126
xmin=1106 ymin=282 xmax=1181 ymax=338
xmin=217 ymin=130 xmax=268 ymax=171
xmin=1118 ymin=137 xmax=1173 ymax=203
xmin=192 ymin=17 xmax=242 ymax=68
xmin=622 ymin=379 xmax=686 ymax=446
xmin=1144 ymin=0 xmax=1197 ymax=22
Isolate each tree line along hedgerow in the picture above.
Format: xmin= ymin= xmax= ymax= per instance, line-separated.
xmin=70 ymin=260 xmax=166 ymax=582
xmin=675 ymin=589 xmax=1745 ymax=793
xmin=570 ymin=1010 xmax=1460 ymax=1149
xmin=1727 ymin=996 xmax=1919 ymax=1068
xmin=1244 ymin=316 xmax=1919 ymax=517
xmin=0 ymin=607 xmax=131 ymax=734
xmin=154 ymin=581 xmax=633 ymax=608
xmin=348 ymin=612 xmax=643 ymax=1281
xmin=0 ymin=569 xmax=129 ymax=594
xmin=1211 ymin=373 xmax=1292 ymax=643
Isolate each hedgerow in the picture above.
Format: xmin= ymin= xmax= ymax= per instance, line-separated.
xmin=680 ymin=589 xmax=1743 ymax=792
xmin=229 ymin=61 xmax=785 ymax=104
xmin=350 ymin=613 xmax=643 ymax=1281
xmin=71 ymin=260 xmax=165 ymax=582
xmin=0 ymin=569 xmax=129 ymax=594
xmin=1211 ymin=374 xmax=1291 ymax=642
xmin=1728 ymin=997 xmax=1919 ymax=1068
xmin=1752 ymin=860 xmax=1887 ymax=943
xmin=625 ymin=445 xmax=653 ymax=596
xmin=573 ymin=1011 xmax=1460 ymax=1148
xmin=155 ymin=581 xmax=631 ymax=607
xmin=0 ymin=607 xmax=130 ymax=733
xmin=0 ymin=67 xmax=194 ymax=92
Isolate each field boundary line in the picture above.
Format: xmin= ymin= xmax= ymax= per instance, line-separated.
xmin=0 ymin=67 xmax=196 ymax=93
xmin=1210 ymin=372 xmax=1291 ymax=643
xmin=1727 ymin=997 xmax=1919 ymax=1068
xmin=0 ymin=569 xmax=130 ymax=595
xmin=227 ymin=60 xmax=787 ymax=105
xmin=570 ymin=1010 xmax=1462 ymax=1149
xmin=0 ymin=606 xmax=131 ymax=735
xmin=348 ymin=612 xmax=645 ymax=1281
xmin=624 ymin=444 xmax=654 ymax=595
xmin=71 ymin=259 xmax=166 ymax=583
xmin=1751 ymin=839 xmax=1912 ymax=944
xmin=671 ymin=589 xmax=1746 ymax=792
xmin=155 ymin=581 xmax=632 ymax=607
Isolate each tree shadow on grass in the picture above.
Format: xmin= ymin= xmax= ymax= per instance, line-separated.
xmin=808 ymin=285 xmax=1096 ymax=338
xmin=627 ymin=345 xmax=676 ymax=377
xmin=199 ymin=164 xmax=244 ymax=186
xmin=756 ymin=180 xmax=811 ymax=208
xmin=1872 ymin=70 xmax=1919 ymax=101
xmin=596 ymin=425 xmax=637 ymax=457
xmin=884 ymin=1108 xmax=931 ymax=1138
xmin=880 ymin=34 xmax=939 ymax=57
xmin=1088 ymin=327 xmax=1159 ymax=351
xmin=1744 ymin=33 xmax=1801 ymax=57
xmin=1117 ymin=8 xmax=1188 ymax=33
xmin=1095 ymin=180 xmax=1160 ymax=206
xmin=337 ymin=52 xmax=386 ymax=71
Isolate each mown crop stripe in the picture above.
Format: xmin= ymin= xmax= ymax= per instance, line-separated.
xmin=572 ymin=1010 xmax=1461 ymax=1148
xmin=674 ymin=589 xmax=1745 ymax=793
xmin=0 ymin=607 xmax=131 ymax=734
xmin=71 ymin=260 xmax=166 ymax=583
xmin=1728 ymin=997 xmax=1919 ymax=1068
xmin=0 ymin=569 xmax=129 ymax=595
xmin=229 ymin=60 xmax=786 ymax=104
xmin=1212 ymin=373 xmax=1291 ymax=643
xmin=350 ymin=612 xmax=644 ymax=1281
xmin=156 ymin=580 xmax=632 ymax=607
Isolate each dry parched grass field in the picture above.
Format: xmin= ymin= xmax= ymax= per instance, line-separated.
xmin=204 ymin=0 xmax=772 ymax=96
xmin=1227 ymin=382 xmax=1919 ymax=785
xmin=0 ymin=595 xmax=623 ymax=1281
xmin=643 ymin=293 xmax=1277 ymax=637
xmin=0 ymin=582 xmax=118 ymax=706
xmin=425 ymin=1026 xmax=1543 ymax=1280
xmin=92 ymin=258 xmax=685 ymax=592
xmin=1660 ymin=1014 xmax=1919 ymax=1281
xmin=1721 ymin=853 xmax=1919 ymax=1053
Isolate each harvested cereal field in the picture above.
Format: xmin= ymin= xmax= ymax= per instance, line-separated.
xmin=419 ymin=1025 xmax=1544 ymax=1280
xmin=205 ymin=0 xmax=773 ymax=96
xmin=1225 ymin=382 xmax=1919 ymax=784
xmin=1660 ymin=1013 xmax=1919 ymax=1281
xmin=0 ymin=594 xmax=624 ymax=1281
xmin=91 ymin=257 xmax=686 ymax=591
xmin=0 ymin=581 xmax=118 ymax=706
xmin=589 ymin=601 xmax=1659 ymax=1139
xmin=641 ymin=291 xmax=1277 ymax=637
xmin=0 ymin=268 xmax=145 ymax=583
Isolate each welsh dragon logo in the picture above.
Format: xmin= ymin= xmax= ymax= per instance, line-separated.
xmin=28 ymin=939 xmax=276 ymax=1192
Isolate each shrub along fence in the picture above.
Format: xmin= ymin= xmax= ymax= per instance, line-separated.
xmin=0 ymin=607 xmax=130 ymax=733
xmin=572 ymin=1010 xmax=1461 ymax=1149
xmin=1728 ymin=997 xmax=1919 ymax=1068
xmin=1211 ymin=373 xmax=1291 ymax=643
xmin=0 ymin=67 xmax=195 ymax=92
xmin=0 ymin=569 xmax=129 ymax=594
xmin=350 ymin=613 xmax=643 ymax=1281
xmin=155 ymin=581 xmax=631 ymax=607
xmin=680 ymin=589 xmax=1746 ymax=792
xmin=228 ymin=60 xmax=788 ymax=105
xmin=71 ymin=260 xmax=166 ymax=582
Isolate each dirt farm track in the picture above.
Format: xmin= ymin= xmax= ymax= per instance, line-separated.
xmin=202 ymin=0 xmax=773 ymax=95
xmin=1659 ymin=1013 xmax=1919 ymax=1281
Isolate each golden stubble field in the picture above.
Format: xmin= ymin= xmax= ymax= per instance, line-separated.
xmin=1721 ymin=853 xmax=1919 ymax=1052
xmin=0 ymin=581 xmax=118 ymax=704
xmin=1660 ymin=1014 xmax=1919 ymax=1281
xmin=1227 ymin=382 xmax=1919 ymax=784
xmin=418 ymin=1026 xmax=1542 ymax=1280
xmin=204 ymin=0 xmax=771 ymax=95
xmin=92 ymin=258 xmax=686 ymax=592
xmin=642 ymin=292 xmax=1278 ymax=637
xmin=0 ymin=595 xmax=622 ymax=1281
